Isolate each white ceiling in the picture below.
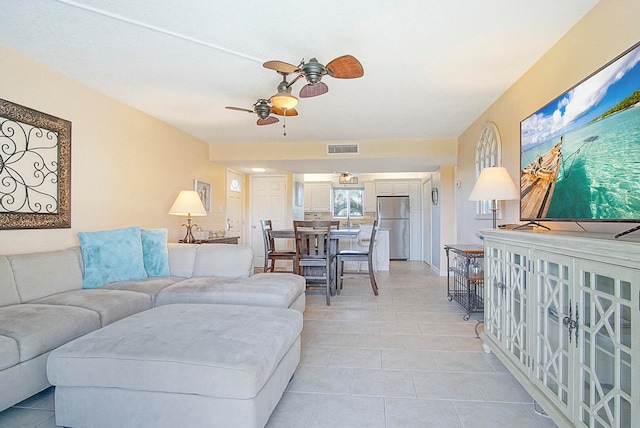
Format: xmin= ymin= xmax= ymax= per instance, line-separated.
xmin=0 ymin=0 xmax=599 ymax=173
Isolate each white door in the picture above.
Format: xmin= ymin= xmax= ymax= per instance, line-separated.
xmin=226 ymin=169 xmax=245 ymax=244
xmin=250 ymin=175 xmax=288 ymax=269
xmin=422 ymin=179 xmax=432 ymax=266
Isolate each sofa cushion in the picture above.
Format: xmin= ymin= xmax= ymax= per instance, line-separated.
xmin=8 ymin=248 xmax=84 ymax=302
xmin=0 ymin=335 xmax=19 ymax=370
xmin=78 ymin=226 xmax=148 ymax=289
xmin=192 ymin=244 xmax=253 ymax=278
xmin=0 ymin=304 xmax=100 ymax=362
xmin=0 ymin=256 xmax=20 ymax=307
xmin=167 ymin=243 xmax=198 ymax=278
xmin=141 ymin=228 xmax=170 ymax=277
xmin=155 ymin=273 xmax=305 ymax=309
xmin=30 ymin=289 xmax=152 ymax=327
xmin=47 ymin=304 xmax=303 ymax=400
xmin=101 ymin=277 xmax=182 ymax=305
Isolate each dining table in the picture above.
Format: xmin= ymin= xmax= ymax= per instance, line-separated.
xmin=270 ymin=227 xmax=361 ymax=296
xmin=269 ymin=227 xmax=361 ymax=240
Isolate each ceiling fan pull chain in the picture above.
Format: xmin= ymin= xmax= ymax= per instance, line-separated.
xmin=282 ymin=108 xmax=287 ymax=136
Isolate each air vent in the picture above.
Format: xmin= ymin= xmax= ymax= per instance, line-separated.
xmin=327 ymin=144 xmax=359 ymax=154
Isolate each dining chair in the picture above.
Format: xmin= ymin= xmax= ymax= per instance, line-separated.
xmin=335 ymin=220 xmax=379 ymax=296
xmin=260 ymin=219 xmax=296 ymax=272
xmin=293 ymin=220 xmax=334 ymax=305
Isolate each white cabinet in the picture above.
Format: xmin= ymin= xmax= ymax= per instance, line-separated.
xmin=409 ymin=181 xmax=421 ymax=208
xmin=484 ymin=241 xmax=531 ymax=374
xmin=409 ymin=208 xmax=421 ymax=260
xmin=303 ymin=182 xmax=331 ymax=212
xmin=409 ymin=180 xmax=422 ymax=260
xmin=364 ymin=181 xmax=376 ymax=213
xmin=482 ymin=229 xmax=640 ymax=428
xmin=376 ymin=180 xmax=409 ymax=196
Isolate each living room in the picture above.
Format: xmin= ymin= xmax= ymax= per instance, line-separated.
xmin=1 ymin=1 xmax=639 ymax=427
xmin=0 ymin=1 xmax=637 ymax=258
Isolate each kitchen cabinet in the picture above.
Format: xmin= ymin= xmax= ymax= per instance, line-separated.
xmin=409 ymin=181 xmax=421 ymax=208
xmin=482 ymin=229 xmax=639 ymax=428
xmin=375 ymin=180 xmax=409 ymax=196
xmin=364 ymin=181 xmax=376 ymax=213
xmin=303 ymin=182 xmax=331 ymax=212
xmin=409 ymin=181 xmax=422 ymax=260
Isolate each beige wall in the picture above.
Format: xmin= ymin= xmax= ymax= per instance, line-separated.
xmin=0 ymin=45 xmax=227 ymax=254
xmin=456 ymin=0 xmax=640 ymax=243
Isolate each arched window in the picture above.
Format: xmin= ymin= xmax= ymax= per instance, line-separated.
xmin=475 ymin=122 xmax=502 ymax=216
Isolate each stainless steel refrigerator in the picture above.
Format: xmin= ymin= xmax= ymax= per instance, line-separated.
xmin=377 ymin=196 xmax=410 ymax=260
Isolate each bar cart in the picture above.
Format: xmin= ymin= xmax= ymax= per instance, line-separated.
xmin=444 ymin=244 xmax=484 ymax=321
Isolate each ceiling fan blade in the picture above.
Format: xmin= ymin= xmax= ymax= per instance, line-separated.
xmin=299 ymin=82 xmax=329 ymax=98
xmin=326 ymin=55 xmax=364 ymax=78
xmin=271 ymin=107 xmax=298 ymax=116
xmin=225 ymin=106 xmax=254 ymax=113
xmin=263 ymin=60 xmax=298 ymax=74
xmin=257 ymin=116 xmax=279 ymax=126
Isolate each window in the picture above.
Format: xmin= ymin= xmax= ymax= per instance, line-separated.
xmin=229 ymin=178 xmax=241 ymax=192
xmin=475 ymin=122 xmax=502 ymax=216
xmin=332 ymin=187 xmax=364 ymax=219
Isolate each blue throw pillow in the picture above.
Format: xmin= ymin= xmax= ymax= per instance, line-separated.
xmin=141 ymin=228 xmax=170 ymax=277
xmin=78 ymin=226 xmax=148 ymax=289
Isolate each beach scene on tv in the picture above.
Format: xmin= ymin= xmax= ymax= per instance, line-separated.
xmin=520 ymin=43 xmax=640 ymax=221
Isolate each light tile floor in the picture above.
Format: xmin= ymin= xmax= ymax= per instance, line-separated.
xmin=0 ymin=261 xmax=558 ymax=428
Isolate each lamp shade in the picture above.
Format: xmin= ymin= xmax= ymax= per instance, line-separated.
xmin=168 ymin=190 xmax=207 ymax=216
xmin=469 ymin=167 xmax=519 ymax=201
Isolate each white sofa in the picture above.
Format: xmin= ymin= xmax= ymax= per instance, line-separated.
xmin=0 ymin=242 xmax=305 ymax=412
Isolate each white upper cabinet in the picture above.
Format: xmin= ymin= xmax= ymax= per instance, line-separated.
xmin=376 ymin=180 xmax=409 ymax=196
xmin=304 ymin=182 xmax=331 ymax=212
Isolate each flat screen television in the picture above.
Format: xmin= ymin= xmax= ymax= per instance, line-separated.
xmin=520 ymin=41 xmax=640 ymax=229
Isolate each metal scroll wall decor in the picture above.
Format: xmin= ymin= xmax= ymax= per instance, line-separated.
xmin=0 ymin=98 xmax=71 ymax=229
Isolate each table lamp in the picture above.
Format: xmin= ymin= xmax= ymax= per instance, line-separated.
xmin=468 ymin=166 xmax=519 ymax=228
xmin=168 ymin=190 xmax=207 ymax=243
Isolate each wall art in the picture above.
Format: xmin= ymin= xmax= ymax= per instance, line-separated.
xmin=0 ymin=99 xmax=71 ymax=229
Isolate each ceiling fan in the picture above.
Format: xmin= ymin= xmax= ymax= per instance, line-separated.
xmin=335 ymin=171 xmax=359 ymax=184
xmin=225 ymin=98 xmax=298 ymax=126
xmin=263 ymin=55 xmax=364 ymax=98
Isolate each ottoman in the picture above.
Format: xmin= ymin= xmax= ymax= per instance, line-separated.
xmin=47 ymin=304 xmax=303 ymax=428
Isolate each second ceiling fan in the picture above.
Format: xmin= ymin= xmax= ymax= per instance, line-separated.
xmin=225 ymin=98 xmax=297 ymax=126
xmin=263 ymin=55 xmax=364 ymax=98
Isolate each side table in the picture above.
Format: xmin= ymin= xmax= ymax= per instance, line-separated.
xmin=180 ymin=236 xmax=239 ymax=244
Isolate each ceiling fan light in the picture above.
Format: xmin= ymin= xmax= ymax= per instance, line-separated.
xmin=270 ymin=92 xmax=298 ymax=110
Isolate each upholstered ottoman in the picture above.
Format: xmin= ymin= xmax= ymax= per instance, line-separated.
xmin=155 ymin=272 xmax=307 ymax=312
xmin=47 ymin=304 xmax=303 ymax=428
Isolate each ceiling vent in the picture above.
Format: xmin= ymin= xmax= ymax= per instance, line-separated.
xmin=327 ymin=144 xmax=359 ymax=155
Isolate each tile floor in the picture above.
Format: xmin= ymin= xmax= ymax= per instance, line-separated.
xmin=0 ymin=261 xmax=558 ymax=428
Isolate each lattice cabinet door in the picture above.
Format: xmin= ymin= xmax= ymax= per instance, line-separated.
xmin=483 ymin=241 xmax=505 ymax=345
xmin=573 ymin=259 xmax=638 ymax=428
xmin=531 ymin=251 xmax=574 ymax=421
xmin=483 ymin=240 xmax=530 ymax=375
xmin=502 ymin=244 xmax=530 ymax=373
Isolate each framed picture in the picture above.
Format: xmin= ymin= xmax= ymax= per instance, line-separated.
xmin=0 ymin=99 xmax=71 ymax=229
xmin=194 ymin=179 xmax=211 ymax=213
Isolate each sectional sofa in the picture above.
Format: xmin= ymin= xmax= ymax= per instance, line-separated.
xmin=0 ymin=227 xmax=306 ymax=417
